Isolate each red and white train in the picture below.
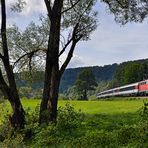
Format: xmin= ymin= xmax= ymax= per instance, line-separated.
xmin=97 ymin=79 xmax=148 ymax=98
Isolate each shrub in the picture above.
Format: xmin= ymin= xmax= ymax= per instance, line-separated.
xmin=31 ymin=103 xmax=84 ymax=148
xmin=117 ymin=126 xmax=137 ymax=145
xmin=56 ymin=103 xmax=84 ymax=132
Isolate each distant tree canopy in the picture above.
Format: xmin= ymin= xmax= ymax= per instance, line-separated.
xmin=111 ymin=59 xmax=148 ymax=87
xmin=75 ymin=69 xmax=97 ymax=100
xmin=60 ymin=64 xmax=117 ymax=92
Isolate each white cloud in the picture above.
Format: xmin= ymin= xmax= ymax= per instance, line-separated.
xmin=75 ymin=2 xmax=148 ymax=67
xmin=20 ymin=0 xmax=46 ymax=16
xmin=68 ymin=55 xmax=85 ymax=68
xmin=59 ymin=53 xmax=85 ymax=68
xmin=6 ymin=0 xmax=46 ymax=29
xmin=7 ymin=0 xmax=46 ymax=16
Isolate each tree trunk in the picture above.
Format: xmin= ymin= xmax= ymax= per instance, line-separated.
xmin=0 ymin=0 xmax=25 ymax=129
xmin=39 ymin=0 xmax=63 ymax=124
xmin=48 ymin=64 xmax=60 ymax=123
xmin=83 ymin=90 xmax=88 ymax=100
xmin=8 ymin=96 xmax=25 ymax=129
xmin=0 ymin=69 xmax=25 ymax=128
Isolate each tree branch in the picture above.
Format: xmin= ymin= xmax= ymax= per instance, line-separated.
xmin=59 ymin=37 xmax=73 ymax=57
xmin=0 ymin=53 xmax=4 ymax=59
xmin=44 ymin=0 xmax=52 ymax=19
xmin=62 ymin=0 xmax=80 ymax=14
xmin=60 ymin=41 xmax=77 ymax=76
xmin=60 ymin=34 xmax=82 ymax=76
xmin=13 ymin=48 xmax=47 ymax=68
xmin=116 ymin=0 xmax=128 ymax=9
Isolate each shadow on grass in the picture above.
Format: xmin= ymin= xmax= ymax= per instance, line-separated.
xmin=83 ymin=112 xmax=142 ymax=132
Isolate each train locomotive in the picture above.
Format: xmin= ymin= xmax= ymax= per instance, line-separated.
xmin=97 ymin=79 xmax=148 ymax=98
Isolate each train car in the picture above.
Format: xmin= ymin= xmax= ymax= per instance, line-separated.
xmin=138 ymin=79 xmax=148 ymax=95
xmin=96 ymin=81 xmax=142 ymax=98
xmin=117 ymin=82 xmax=139 ymax=96
xmin=97 ymin=88 xmax=114 ymax=98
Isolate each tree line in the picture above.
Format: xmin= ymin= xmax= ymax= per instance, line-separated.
xmin=109 ymin=59 xmax=148 ymax=88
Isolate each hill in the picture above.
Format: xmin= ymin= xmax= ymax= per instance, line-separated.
xmin=60 ymin=64 xmax=117 ymax=92
xmin=14 ymin=58 xmax=148 ymax=94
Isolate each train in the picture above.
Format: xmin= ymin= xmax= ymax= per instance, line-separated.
xmin=97 ymin=79 xmax=148 ymax=98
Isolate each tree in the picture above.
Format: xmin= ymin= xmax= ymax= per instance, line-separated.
xmin=0 ymin=0 xmax=25 ymax=128
xmin=5 ymin=0 xmax=98 ymax=124
xmin=112 ymin=61 xmax=148 ymax=87
xmin=2 ymin=0 xmax=98 ymax=125
xmin=75 ymin=69 xmax=97 ymax=100
xmin=38 ymin=0 xmax=98 ymax=123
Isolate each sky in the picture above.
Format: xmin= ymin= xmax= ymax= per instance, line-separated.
xmin=6 ymin=0 xmax=148 ymax=68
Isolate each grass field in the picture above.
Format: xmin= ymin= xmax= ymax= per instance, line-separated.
xmin=0 ymin=98 xmax=148 ymax=147
xmin=20 ymin=98 xmax=147 ymax=114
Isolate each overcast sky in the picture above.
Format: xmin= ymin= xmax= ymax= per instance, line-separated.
xmin=7 ymin=0 xmax=148 ymax=68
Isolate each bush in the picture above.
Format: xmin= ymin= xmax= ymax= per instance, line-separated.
xmin=56 ymin=103 xmax=84 ymax=132
xmin=31 ymin=103 xmax=84 ymax=147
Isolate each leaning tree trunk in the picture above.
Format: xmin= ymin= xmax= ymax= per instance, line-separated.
xmin=8 ymin=94 xmax=25 ymax=129
xmin=0 ymin=0 xmax=25 ymax=129
xmin=0 ymin=66 xmax=25 ymax=128
xmin=3 ymin=61 xmax=25 ymax=128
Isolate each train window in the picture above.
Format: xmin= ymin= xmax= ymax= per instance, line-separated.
xmin=120 ymin=86 xmax=135 ymax=92
xmin=140 ymin=81 xmax=146 ymax=85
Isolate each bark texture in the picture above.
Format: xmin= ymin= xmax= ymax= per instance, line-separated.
xmin=39 ymin=0 xmax=63 ymax=124
xmin=0 ymin=0 xmax=25 ymax=128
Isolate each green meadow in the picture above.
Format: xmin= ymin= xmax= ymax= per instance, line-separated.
xmin=0 ymin=98 xmax=148 ymax=147
xmin=21 ymin=98 xmax=146 ymax=114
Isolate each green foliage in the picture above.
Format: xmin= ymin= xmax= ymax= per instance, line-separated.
xmin=102 ymin=0 xmax=148 ymax=25
xmin=57 ymin=103 xmax=84 ymax=131
xmin=75 ymin=68 xmax=98 ymax=100
xmin=60 ymin=64 xmax=117 ymax=93
xmin=112 ymin=59 xmax=148 ymax=87
xmin=58 ymin=93 xmax=69 ymax=100
xmin=19 ymin=87 xmax=42 ymax=99
xmin=0 ymin=100 xmax=148 ymax=147
xmin=15 ymin=63 xmax=116 ymax=95
xmin=138 ymin=101 xmax=148 ymax=121
xmin=65 ymin=86 xmax=79 ymax=100
xmin=10 ymin=0 xmax=26 ymax=13
xmin=31 ymin=103 xmax=84 ymax=148
xmin=0 ymin=134 xmax=25 ymax=148
xmin=95 ymin=80 xmax=110 ymax=93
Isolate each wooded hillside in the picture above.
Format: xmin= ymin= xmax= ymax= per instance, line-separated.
xmin=15 ymin=64 xmax=117 ymax=93
xmin=14 ymin=58 xmax=148 ymax=94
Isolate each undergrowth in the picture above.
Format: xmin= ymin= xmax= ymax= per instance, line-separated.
xmin=0 ymin=102 xmax=147 ymax=148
